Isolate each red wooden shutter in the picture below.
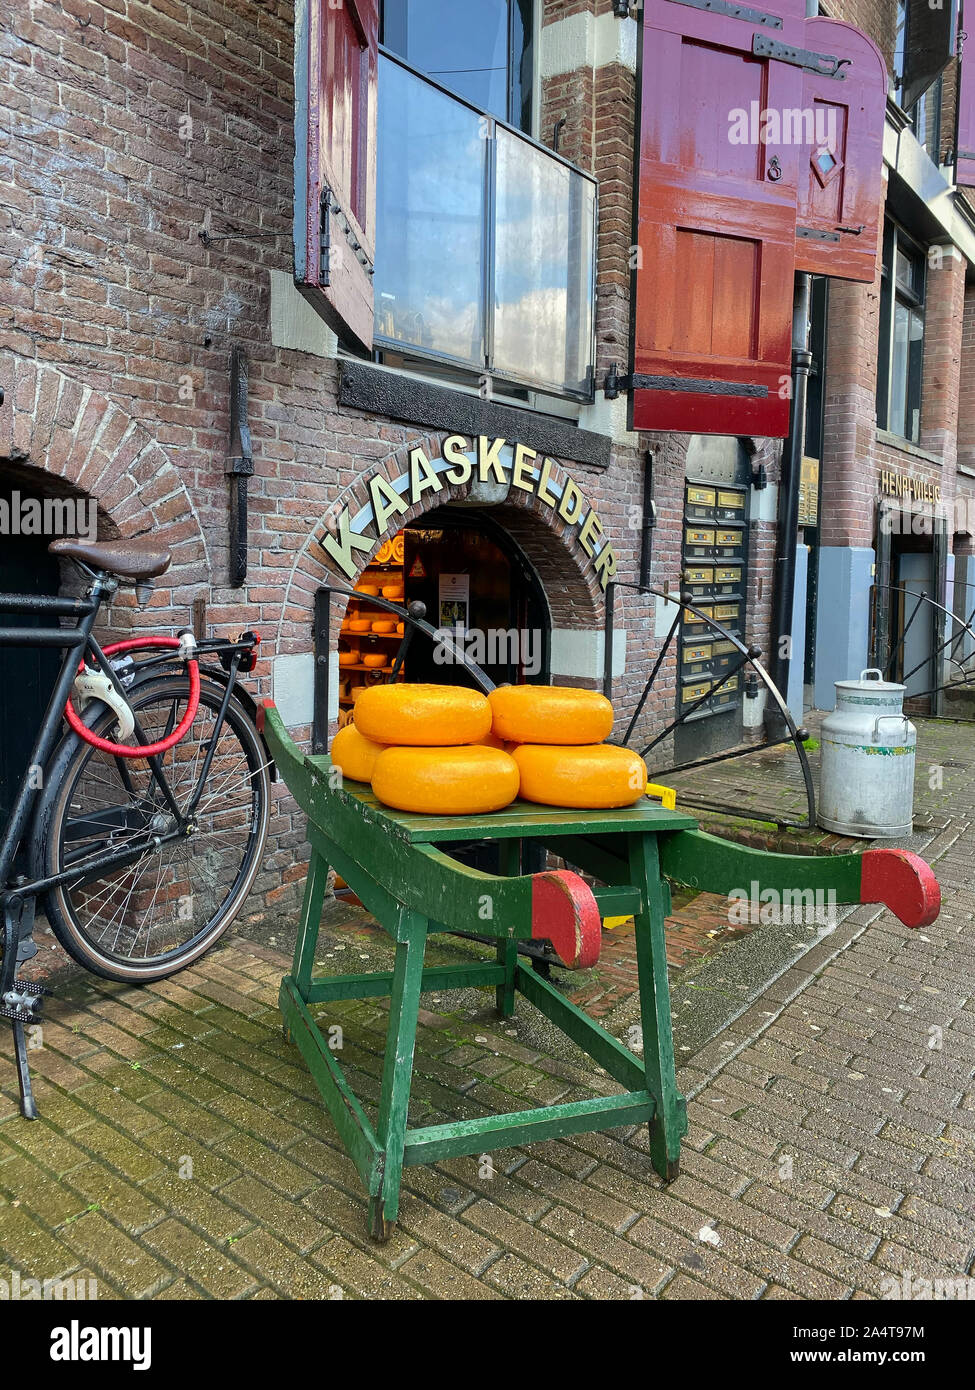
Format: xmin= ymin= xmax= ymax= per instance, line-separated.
xmin=959 ymin=25 xmax=975 ymax=187
xmin=294 ymin=0 xmax=379 ymax=352
xmin=793 ymin=19 xmax=888 ymax=282
xmin=633 ymin=0 xmax=804 ymax=436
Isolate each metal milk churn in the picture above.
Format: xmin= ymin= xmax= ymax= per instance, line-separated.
xmin=818 ymin=670 xmax=916 ymax=838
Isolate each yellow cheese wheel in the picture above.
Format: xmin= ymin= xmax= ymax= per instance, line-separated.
xmin=354 ymin=683 xmax=491 ymax=746
xmin=372 ymin=745 xmax=519 ymax=815
xmin=347 ymin=618 xmax=372 ymax=633
xmin=338 ymin=649 xmax=359 ymax=667
xmin=372 ymin=619 xmax=397 ymax=633
xmin=382 ymin=584 xmax=405 ymax=601
xmin=489 ymin=685 xmax=614 ymax=745
xmin=362 ymin=652 xmax=387 ymax=668
xmin=356 ymin=583 xmax=380 ymax=597
xmin=512 ymin=744 xmax=647 ymax=809
xmin=330 ymin=724 xmax=387 ymax=783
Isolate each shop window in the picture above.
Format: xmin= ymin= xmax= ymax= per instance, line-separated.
xmin=373 ymin=51 xmax=596 ymax=400
xmin=877 ymin=222 xmax=925 ymax=445
xmin=380 ymin=0 xmax=533 ymax=133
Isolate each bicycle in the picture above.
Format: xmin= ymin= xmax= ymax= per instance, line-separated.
xmin=0 ymin=537 xmax=272 ymax=1118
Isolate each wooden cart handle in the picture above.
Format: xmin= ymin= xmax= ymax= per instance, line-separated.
xmin=531 ymin=870 xmax=602 ymax=970
xmin=860 ymin=848 xmax=940 ymax=929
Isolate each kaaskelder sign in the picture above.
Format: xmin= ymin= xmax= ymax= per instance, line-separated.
xmin=319 ymin=435 xmax=619 ymax=590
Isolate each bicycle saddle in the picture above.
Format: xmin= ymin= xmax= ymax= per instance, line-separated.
xmin=49 ymin=538 xmax=172 ymax=580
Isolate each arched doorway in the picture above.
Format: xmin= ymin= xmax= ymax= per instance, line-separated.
xmin=401 ymin=505 xmax=550 ymax=687
xmin=0 ymin=476 xmax=69 ymax=852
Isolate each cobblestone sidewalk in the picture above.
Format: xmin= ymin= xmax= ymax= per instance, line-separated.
xmin=1 ymin=724 xmax=973 ymax=1300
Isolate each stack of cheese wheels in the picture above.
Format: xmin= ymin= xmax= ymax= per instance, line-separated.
xmin=333 ymin=684 xmax=521 ymax=815
xmin=489 ymin=685 xmax=647 ymax=809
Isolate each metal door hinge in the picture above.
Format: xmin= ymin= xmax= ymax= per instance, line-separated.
xmin=669 ymin=0 xmax=783 ymax=28
xmin=320 ymin=186 xmax=375 ymax=284
xmin=752 ymin=33 xmax=850 ymax=79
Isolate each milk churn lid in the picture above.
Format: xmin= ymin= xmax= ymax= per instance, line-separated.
xmin=834 ymin=668 xmax=905 ymax=694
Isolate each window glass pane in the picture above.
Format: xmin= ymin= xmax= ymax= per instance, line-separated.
xmin=493 ymin=127 xmax=595 ymax=396
xmin=907 ymin=306 xmax=924 ymax=443
xmin=893 ymin=0 xmax=907 ymax=104
xmin=890 ymin=300 xmax=910 ymax=436
xmin=374 ymin=56 xmax=486 ymax=368
xmin=889 ymin=300 xmax=924 ymax=442
xmin=386 ymin=0 xmax=511 ymax=122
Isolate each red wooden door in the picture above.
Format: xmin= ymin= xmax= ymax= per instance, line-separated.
xmin=793 ymin=18 xmax=888 ymax=282
xmin=294 ymin=0 xmax=379 ymax=352
xmin=633 ymin=0 xmax=805 ymax=437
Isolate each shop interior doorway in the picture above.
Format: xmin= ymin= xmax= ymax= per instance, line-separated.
xmin=402 ymin=507 xmax=549 ymax=687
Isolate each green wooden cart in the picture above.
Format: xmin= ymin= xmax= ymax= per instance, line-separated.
xmin=259 ymin=703 xmax=939 ymax=1241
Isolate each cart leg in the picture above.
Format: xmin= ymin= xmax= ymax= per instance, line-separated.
xmin=629 ymin=833 xmax=686 ymax=1181
xmin=496 ymin=839 xmax=520 ymax=1017
xmin=496 ymin=938 xmax=517 ymax=1017
xmin=292 ymin=850 xmax=329 ymax=1000
xmin=370 ymin=912 xmax=427 ymax=1239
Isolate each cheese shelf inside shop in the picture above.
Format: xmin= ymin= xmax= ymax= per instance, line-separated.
xmin=337 ymin=536 xmax=407 ymax=722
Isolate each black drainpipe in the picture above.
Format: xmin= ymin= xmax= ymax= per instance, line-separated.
xmin=639 ymin=449 xmax=655 ymax=589
xmin=766 ymin=275 xmax=812 ymax=737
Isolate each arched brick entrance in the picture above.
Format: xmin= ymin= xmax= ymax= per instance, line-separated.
xmin=275 ymin=433 xmax=604 ymax=656
xmin=0 ymin=360 xmax=209 ymax=603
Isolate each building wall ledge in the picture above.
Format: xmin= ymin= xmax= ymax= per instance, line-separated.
xmin=876 ymin=429 xmax=944 ymax=468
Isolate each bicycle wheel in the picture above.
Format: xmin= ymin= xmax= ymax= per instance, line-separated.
xmin=37 ymin=674 xmax=270 ymax=982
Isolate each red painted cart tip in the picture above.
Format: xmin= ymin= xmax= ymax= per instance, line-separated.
xmin=860 ymin=848 xmax=941 ymax=928
xmin=257 ymin=698 xmax=275 ymax=733
xmin=531 ymin=870 xmax=601 ymax=970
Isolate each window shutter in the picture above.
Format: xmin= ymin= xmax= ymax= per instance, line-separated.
xmin=959 ymin=33 xmax=975 ymax=187
xmin=633 ymin=0 xmax=804 ymax=437
xmin=294 ymin=0 xmax=379 ymax=352
xmin=794 ymin=19 xmax=888 ymax=282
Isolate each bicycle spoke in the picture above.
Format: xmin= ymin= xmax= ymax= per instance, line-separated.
xmin=51 ymin=681 xmax=267 ymax=970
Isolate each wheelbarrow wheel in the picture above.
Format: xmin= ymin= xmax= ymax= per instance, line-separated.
xmin=368 ymin=1198 xmax=395 ymax=1243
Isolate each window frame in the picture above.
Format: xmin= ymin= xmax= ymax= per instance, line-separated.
xmin=876 ymin=220 xmax=927 ymax=445
xmin=379 ymin=0 xmax=535 ymax=133
xmin=892 ymin=0 xmax=946 ymax=157
xmin=372 ymin=46 xmax=598 ymax=403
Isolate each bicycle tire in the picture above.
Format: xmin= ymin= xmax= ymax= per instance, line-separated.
xmin=35 ymin=674 xmax=270 ymax=983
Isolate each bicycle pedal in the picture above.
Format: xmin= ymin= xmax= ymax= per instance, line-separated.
xmin=1 ymin=979 xmax=48 ymax=1024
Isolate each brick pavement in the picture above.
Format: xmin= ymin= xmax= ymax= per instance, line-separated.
xmin=1 ymin=719 xmax=973 ymax=1299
